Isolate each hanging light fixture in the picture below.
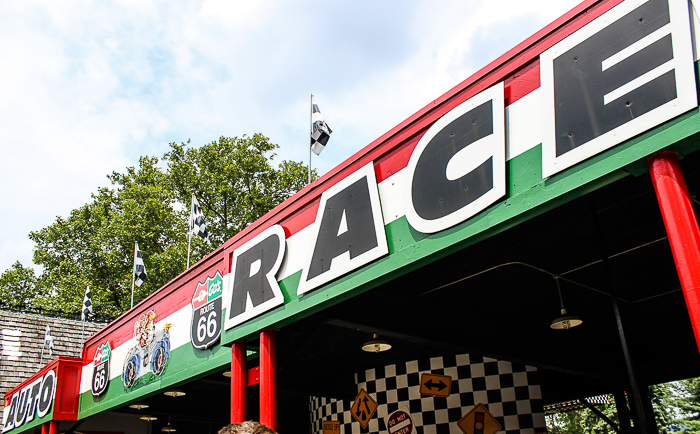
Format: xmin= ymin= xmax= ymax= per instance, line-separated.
xmin=222 ymin=371 xmax=231 ymax=377
xmin=163 ymin=389 xmax=186 ymax=397
xmin=140 ymin=415 xmax=157 ymax=421
xmin=550 ymin=276 xmax=583 ymax=330
xmin=361 ymin=334 xmax=391 ymax=353
xmin=129 ymin=402 xmax=149 ymax=410
xmin=162 ymin=416 xmax=176 ymax=432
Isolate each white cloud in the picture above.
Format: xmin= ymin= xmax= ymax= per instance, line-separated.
xmin=0 ymin=0 xmax=581 ymax=272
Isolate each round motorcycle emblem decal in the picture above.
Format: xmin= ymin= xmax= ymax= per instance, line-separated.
xmin=121 ymin=310 xmax=171 ymax=389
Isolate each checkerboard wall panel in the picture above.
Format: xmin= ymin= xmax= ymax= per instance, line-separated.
xmin=309 ymin=354 xmax=547 ymax=434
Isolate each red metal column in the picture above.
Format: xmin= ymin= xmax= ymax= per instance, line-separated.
xmin=48 ymin=421 xmax=59 ymax=434
xmin=648 ymin=151 xmax=700 ymax=352
xmin=259 ymin=329 xmax=277 ymax=431
xmin=41 ymin=422 xmax=49 ymax=434
xmin=231 ymin=340 xmax=247 ymax=424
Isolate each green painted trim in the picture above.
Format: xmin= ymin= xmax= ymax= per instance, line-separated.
xmin=78 ymin=338 xmax=231 ymax=418
xmin=222 ymin=100 xmax=700 ymax=346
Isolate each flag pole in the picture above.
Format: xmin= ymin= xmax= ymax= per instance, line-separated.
xmin=309 ymin=94 xmax=312 ymax=184
xmin=187 ymin=193 xmax=194 ymax=269
xmin=81 ymin=318 xmax=85 ymax=359
xmin=131 ymin=242 xmax=137 ymax=309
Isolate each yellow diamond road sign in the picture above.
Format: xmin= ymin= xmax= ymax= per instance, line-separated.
xmin=457 ymin=403 xmax=502 ymax=434
xmin=351 ymin=388 xmax=378 ymax=429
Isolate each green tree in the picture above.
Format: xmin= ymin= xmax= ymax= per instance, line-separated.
xmin=0 ymin=261 xmax=47 ymax=310
xmin=546 ymin=397 xmax=620 ymax=434
xmin=30 ymin=156 xmax=187 ymax=317
xmin=165 ymin=134 xmax=313 ymax=246
xmin=3 ymin=135 xmax=313 ymax=319
xmin=677 ymin=377 xmax=700 ymax=432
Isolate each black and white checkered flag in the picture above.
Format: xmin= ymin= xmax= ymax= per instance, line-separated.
xmin=134 ymin=242 xmax=147 ymax=287
xmin=190 ymin=195 xmax=210 ymax=243
xmin=310 ymin=95 xmax=332 ymax=156
xmin=81 ymin=286 xmax=93 ymax=321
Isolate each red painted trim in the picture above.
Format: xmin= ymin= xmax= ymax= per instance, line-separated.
xmin=648 ymin=152 xmax=700 ymax=353
xmin=53 ymin=358 xmax=82 ymax=421
xmin=504 ymin=59 xmax=540 ymax=105
xmin=247 ymin=366 xmax=260 ymax=387
xmin=259 ymin=330 xmax=277 ymax=431
xmin=231 ymin=341 xmax=247 ymax=424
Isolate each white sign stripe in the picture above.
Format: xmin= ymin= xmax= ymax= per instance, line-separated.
xmin=603 ymin=60 xmax=676 ymax=104
xmin=602 ymin=23 xmax=673 ymax=71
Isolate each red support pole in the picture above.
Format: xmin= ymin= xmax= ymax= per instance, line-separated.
xmin=648 ymin=151 xmax=700 ymax=352
xmin=259 ymin=329 xmax=277 ymax=431
xmin=48 ymin=421 xmax=59 ymax=434
xmin=231 ymin=340 xmax=247 ymax=424
xmin=41 ymin=422 xmax=49 ymax=434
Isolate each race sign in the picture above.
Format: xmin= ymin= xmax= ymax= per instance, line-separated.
xmin=190 ymin=271 xmax=223 ymax=350
xmin=91 ymin=341 xmax=111 ymax=397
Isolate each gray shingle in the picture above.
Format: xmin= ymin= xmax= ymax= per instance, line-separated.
xmin=0 ymin=311 xmax=107 ymax=413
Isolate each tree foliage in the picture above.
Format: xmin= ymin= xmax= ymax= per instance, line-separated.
xmin=546 ymin=381 xmax=700 ymax=434
xmin=3 ymin=135 xmax=314 ymax=318
xmin=677 ymin=377 xmax=700 ymax=433
xmin=165 ymin=134 xmax=311 ymax=246
xmin=0 ymin=261 xmax=46 ymax=310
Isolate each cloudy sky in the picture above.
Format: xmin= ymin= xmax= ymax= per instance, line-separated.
xmin=0 ymin=0 xmax=581 ymax=273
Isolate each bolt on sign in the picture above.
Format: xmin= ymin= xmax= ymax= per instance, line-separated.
xmin=91 ymin=341 xmax=112 ymax=397
xmin=458 ymin=403 xmax=502 ymax=434
xmin=190 ymin=270 xmax=224 ymax=350
xmin=322 ymin=420 xmax=340 ymax=434
xmin=350 ymin=388 xmax=378 ymax=429
xmin=419 ymin=373 xmax=452 ymax=398
xmin=385 ymin=409 xmax=415 ymax=434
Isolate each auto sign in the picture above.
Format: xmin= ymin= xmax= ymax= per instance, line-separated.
xmin=190 ymin=270 xmax=223 ymax=350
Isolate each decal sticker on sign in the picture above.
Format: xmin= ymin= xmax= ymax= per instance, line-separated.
xmin=540 ymin=0 xmax=697 ymax=177
xmin=404 ymin=82 xmax=506 ymax=234
xmin=121 ymin=310 xmax=171 ymax=389
xmin=2 ymin=369 xmax=56 ymax=433
xmin=91 ymin=340 xmax=112 ymax=397
xmin=224 ymin=225 xmax=286 ymax=330
xmin=191 ymin=271 xmax=223 ymax=350
xmin=298 ymin=161 xmax=389 ymax=295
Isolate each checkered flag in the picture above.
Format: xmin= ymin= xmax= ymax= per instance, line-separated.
xmin=190 ymin=195 xmax=210 ymax=243
xmin=44 ymin=325 xmax=54 ymax=356
xmin=81 ymin=286 xmax=93 ymax=321
xmin=134 ymin=242 xmax=147 ymax=287
xmin=310 ymin=95 xmax=332 ymax=156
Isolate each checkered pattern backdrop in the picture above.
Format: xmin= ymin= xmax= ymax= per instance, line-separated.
xmin=310 ymin=353 xmax=547 ymax=434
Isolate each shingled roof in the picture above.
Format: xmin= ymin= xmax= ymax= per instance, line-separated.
xmin=0 ymin=310 xmax=107 ymax=412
